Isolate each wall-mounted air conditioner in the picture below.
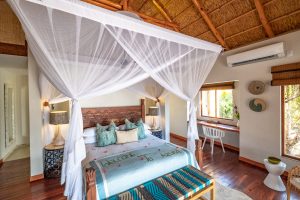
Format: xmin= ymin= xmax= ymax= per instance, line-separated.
xmin=226 ymin=42 xmax=285 ymax=67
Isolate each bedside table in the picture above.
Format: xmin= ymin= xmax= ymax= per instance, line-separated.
xmin=150 ymin=129 xmax=163 ymax=139
xmin=44 ymin=144 xmax=64 ymax=178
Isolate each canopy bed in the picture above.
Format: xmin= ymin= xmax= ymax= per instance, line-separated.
xmin=8 ymin=0 xmax=222 ymax=199
xmin=81 ymin=100 xmax=203 ymax=199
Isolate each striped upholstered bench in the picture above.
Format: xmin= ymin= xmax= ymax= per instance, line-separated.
xmin=108 ymin=165 xmax=215 ymax=200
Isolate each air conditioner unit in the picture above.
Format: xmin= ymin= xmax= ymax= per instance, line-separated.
xmin=226 ymin=42 xmax=285 ymax=67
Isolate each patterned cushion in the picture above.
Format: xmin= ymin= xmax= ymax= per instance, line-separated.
xmin=125 ymin=119 xmax=146 ymax=139
xmin=96 ymin=121 xmax=117 ymax=147
xmin=108 ymin=165 xmax=213 ymax=200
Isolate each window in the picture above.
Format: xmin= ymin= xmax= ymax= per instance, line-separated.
xmin=282 ymin=84 xmax=300 ymax=159
xmin=200 ymin=82 xmax=234 ymax=119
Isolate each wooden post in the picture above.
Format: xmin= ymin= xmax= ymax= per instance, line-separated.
xmin=191 ymin=0 xmax=228 ymax=49
xmin=254 ymin=0 xmax=274 ymax=38
xmin=86 ymin=168 xmax=96 ymax=200
xmin=195 ymin=139 xmax=203 ymax=168
xmin=141 ymin=99 xmax=145 ymax=122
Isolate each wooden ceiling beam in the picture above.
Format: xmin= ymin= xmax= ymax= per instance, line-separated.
xmin=151 ymin=0 xmax=179 ymax=31
xmin=83 ymin=0 xmax=119 ymax=11
xmin=83 ymin=0 xmax=179 ymax=29
xmin=120 ymin=0 xmax=128 ymax=10
xmin=127 ymin=8 xmax=179 ymax=29
xmin=191 ymin=0 xmax=228 ymax=49
xmin=95 ymin=0 xmax=122 ymax=9
xmin=0 ymin=42 xmax=27 ymax=56
xmin=254 ymin=0 xmax=274 ymax=38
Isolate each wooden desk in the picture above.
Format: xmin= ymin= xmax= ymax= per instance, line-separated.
xmin=197 ymin=121 xmax=239 ymax=133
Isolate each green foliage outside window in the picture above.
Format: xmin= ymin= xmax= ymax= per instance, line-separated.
xmin=284 ymin=85 xmax=300 ymax=157
xmin=218 ymin=91 xmax=233 ymax=119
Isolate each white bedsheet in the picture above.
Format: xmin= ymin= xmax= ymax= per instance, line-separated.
xmin=83 ymin=134 xmax=166 ymax=166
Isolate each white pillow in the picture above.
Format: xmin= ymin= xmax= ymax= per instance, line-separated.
xmin=83 ymin=127 xmax=96 ymax=137
xmin=118 ymin=124 xmax=126 ymax=131
xmin=84 ymin=136 xmax=96 ymax=144
xmin=143 ymin=123 xmax=152 ymax=135
xmin=116 ymin=128 xmax=138 ymax=144
xmin=145 ymin=129 xmax=152 ymax=135
xmin=143 ymin=123 xmax=151 ymax=130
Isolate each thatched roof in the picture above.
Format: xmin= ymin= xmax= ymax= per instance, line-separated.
xmin=115 ymin=0 xmax=300 ymax=49
xmin=1 ymin=0 xmax=300 ymax=54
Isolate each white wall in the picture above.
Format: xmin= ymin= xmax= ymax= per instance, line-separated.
xmin=204 ymin=30 xmax=300 ymax=170
xmin=80 ymin=89 xmax=143 ymax=108
xmin=28 ymin=51 xmax=43 ymax=176
xmin=0 ymin=54 xmax=28 ymax=160
xmin=169 ymin=93 xmax=188 ymax=137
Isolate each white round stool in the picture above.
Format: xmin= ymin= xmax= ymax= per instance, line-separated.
xmin=263 ymin=159 xmax=286 ymax=191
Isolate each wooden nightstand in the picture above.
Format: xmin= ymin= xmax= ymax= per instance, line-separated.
xmin=44 ymin=144 xmax=64 ymax=178
xmin=150 ymin=129 xmax=163 ymax=139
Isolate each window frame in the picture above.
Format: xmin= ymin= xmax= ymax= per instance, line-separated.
xmin=281 ymin=85 xmax=300 ymax=161
xmin=200 ymin=88 xmax=234 ymax=121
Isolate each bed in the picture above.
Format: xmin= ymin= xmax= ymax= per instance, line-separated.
xmin=82 ymin=100 xmax=203 ymax=200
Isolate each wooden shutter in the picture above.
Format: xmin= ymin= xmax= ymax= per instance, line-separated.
xmin=271 ymin=62 xmax=300 ymax=86
xmin=201 ymin=81 xmax=235 ymax=91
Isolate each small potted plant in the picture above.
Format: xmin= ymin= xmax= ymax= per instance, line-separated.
xmin=233 ymin=105 xmax=240 ymax=127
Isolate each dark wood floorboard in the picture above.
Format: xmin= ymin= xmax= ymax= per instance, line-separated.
xmin=171 ymin=137 xmax=300 ymax=200
xmin=0 ymin=138 xmax=299 ymax=199
xmin=0 ymin=158 xmax=65 ymax=200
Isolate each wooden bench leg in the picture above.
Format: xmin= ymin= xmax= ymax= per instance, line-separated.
xmin=210 ymin=182 xmax=215 ymax=200
xmin=86 ymin=167 xmax=96 ymax=200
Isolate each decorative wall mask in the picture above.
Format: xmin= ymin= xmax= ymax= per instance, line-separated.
xmin=248 ymin=81 xmax=265 ymax=95
xmin=249 ymin=98 xmax=266 ymax=112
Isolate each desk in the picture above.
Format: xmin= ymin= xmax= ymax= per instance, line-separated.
xmin=197 ymin=121 xmax=239 ymax=133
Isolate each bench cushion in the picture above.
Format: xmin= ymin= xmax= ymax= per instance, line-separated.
xmin=108 ymin=165 xmax=213 ymax=200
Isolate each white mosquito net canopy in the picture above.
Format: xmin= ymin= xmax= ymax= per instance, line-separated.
xmin=8 ymin=0 xmax=222 ymax=199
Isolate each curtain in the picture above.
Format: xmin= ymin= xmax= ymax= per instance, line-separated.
xmin=128 ymin=78 xmax=166 ymax=134
xmin=9 ymin=1 xmax=148 ymax=199
xmin=8 ymin=0 xmax=221 ymax=199
xmin=107 ymin=28 xmax=221 ymax=153
xmin=39 ymin=72 xmax=68 ymax=145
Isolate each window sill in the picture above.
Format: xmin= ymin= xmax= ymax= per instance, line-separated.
xmin=282 ymin=154 xmax=300 ymax=162
xmin=198 ymin=116 xmax=237 ymax=126
xmin=197 ymin=120 xmax=240 ymax=133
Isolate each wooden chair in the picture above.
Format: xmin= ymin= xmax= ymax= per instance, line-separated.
xmin=202 ymin=126 xmax=225 ymax=154
xmin=287 ymin=166 xmax=300 ymax=200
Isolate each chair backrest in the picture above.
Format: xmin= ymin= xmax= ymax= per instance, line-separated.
xmin=202 ymin=126 xmax=225 ymax=138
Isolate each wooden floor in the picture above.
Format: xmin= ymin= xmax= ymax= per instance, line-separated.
xmin=0 ymin=158 xmax=65 ymax=200
xmin=171 ymin=137 xmax=300 ymax=200
xmin=0 ymin=138 xmax=299 ymax=200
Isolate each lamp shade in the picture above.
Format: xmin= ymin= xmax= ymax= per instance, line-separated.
xmin=50 ymin=111 xmax=69 ymax=125
xmin=148 ymin=107 xmax=159 ymax=116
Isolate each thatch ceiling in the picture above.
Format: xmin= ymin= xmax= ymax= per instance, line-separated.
xmin=0 ymin=0 xmax=299 ymax=54
xmin=107 ymin=0 xmax=300 ymax=49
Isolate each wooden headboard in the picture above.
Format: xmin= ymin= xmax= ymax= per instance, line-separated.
xmin=82 ymin=99 xmax=145 ymax=129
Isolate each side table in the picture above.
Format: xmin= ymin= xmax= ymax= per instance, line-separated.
xmin=44 ymin=144 xmax=64 ymax=178
xmin=263 ymin=159 xmax=286 ymax=191
xmin=150 ymin=129 xmax=163 ymax=139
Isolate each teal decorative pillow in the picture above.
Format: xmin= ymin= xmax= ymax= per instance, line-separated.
xmin=136 ymin=118 xmax=146 ymax=139
xmin=125 ymin=119 xmax=137 ymax=129
xmin=125 ymin=118 xmax=145 ymax=139
xmin=108 ymin=121 xmax=117 ymax=131
xmin=96 ymin=123 xmax=108 ymax=132
xmin=96 ymin=121 xmax=117 ymax=147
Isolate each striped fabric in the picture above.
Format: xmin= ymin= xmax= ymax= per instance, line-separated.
xmin=108 ymin=165 xmax=213 ymax=200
